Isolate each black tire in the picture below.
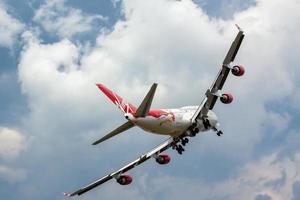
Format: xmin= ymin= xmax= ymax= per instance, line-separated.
xmin=177 ymin=148 xmax=182 ymax=154
xmin=178 ymin=145 xmax=184 ymax=151
xmin=217 ymin=131 xmax=222 ymax=136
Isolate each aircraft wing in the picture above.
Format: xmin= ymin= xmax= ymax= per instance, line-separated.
xmin=65 ymin=137 xmax=175 ymax=196
xmin=192 ymin=25 xmax=245 ymax=120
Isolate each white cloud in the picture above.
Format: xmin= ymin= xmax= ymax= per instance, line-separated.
xmin=113 ymin=150 xmax=299 ymax=200
xmin=0 ymin=127 xmax=26 ymax=160
xmin=111 ymin=0 xmax=121 ymax=8
xmin=0 ymin=127 xmax=27 ymax=184
xmin=0 ymin=3 xmax=24 ymax=47
xmin=214 ymin=153 xmax=299 ymax=200
xmin=18 ymin=0 xmax=299 ymax=167
xmin=33 ymin=0 xmax=107 ymax=39
xmin=0 ymin=165 xmax=26 ymax=183
xmin=16 ymin=0 xmax=300 ymax=198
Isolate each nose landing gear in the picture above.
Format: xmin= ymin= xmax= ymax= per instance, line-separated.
xmin=212 ymin=127 xmax=223 ymax=136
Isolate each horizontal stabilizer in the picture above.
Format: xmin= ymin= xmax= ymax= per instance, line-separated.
xmin=135 ymin=83 xmax=158 ymax=117
xmin=92 ymin=121 xmax=134 ymax=145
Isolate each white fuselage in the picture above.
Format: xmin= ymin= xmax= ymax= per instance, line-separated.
xmin=127 ymin=106 xmax=219 ymax=137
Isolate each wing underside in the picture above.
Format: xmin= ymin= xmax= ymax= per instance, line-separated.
xmin=192 ymin=26 xmax=245 ymax=120
xmin=68 ymin=137 xmax=174 ymax=196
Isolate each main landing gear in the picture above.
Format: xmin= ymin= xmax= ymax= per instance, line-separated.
xmin=172 ymin=138 xmax=188 ymax=155
xmin=181 ymin=138 xmax=189 ymax=146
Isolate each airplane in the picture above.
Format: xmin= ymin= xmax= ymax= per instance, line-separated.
xmin=64 ymin=24 xmax=245 ymax=197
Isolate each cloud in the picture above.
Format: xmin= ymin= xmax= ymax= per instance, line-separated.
xmin=255 ymin=194 xmax=272 ymax=200
xmin=292 ymin=181 xmax=300 ymax=200
xmin=111 ymin=0 xmax=121 ymax=8
xmin=14 ymin=0 xmax=300 ymax=199
xmin=0 ymin=165 xmax=26 ymax=183
xmin=0 ymin=2 xmax=24 ymax=48
xmin=0 ymin=127 xmax=27 ymax=184
xmin=214 ymin=152 xmax=300 ymax=200
xmin=33 ymin=0 xmax=107 ymax=39
xmin=103 ymin=150 xmax=298 ymax=200
xmin=0 ymin=127 xmax=26 ymax=160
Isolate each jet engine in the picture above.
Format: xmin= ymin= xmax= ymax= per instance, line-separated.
xmin=220 ymin=93 xmax=233 ymax=104
xmin=231 ymin=65 xmax=245 ymax=76
xmin=155 ymin=154 xmax=171 ymax=165
xmin=116 ymin=175 xmax=132 ymax=185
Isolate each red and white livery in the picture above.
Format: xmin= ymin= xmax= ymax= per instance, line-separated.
xmin=66 ymin=25 xmax=245 ymax=197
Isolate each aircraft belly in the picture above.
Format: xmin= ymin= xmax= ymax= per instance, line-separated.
xmin=134 ymin=117 xmax=190 ymax=136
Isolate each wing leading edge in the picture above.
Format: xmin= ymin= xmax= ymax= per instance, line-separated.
xmin=67 ymin=137 xmax=175 ymax=196
xmin=192 ymin=25 xmax=245 ymax=120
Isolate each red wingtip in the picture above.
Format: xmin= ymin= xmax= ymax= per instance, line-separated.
xmin=63 ymin=192 xmax=71 ymax=197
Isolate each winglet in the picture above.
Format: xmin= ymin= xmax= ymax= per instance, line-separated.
xmin=235 ymin=24 xmax=242 ymax=31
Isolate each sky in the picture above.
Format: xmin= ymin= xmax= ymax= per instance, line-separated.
xmin=0 ymin=0 xmax=300 ymax=199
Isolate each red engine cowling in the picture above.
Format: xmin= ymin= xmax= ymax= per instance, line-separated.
xmin=116 ymin=175 xmax=132 ymax=185
xmin=231 ymin=65 xmax=245 ymax=76
xmin=155 ymin=154 xmax=171 ymax=165
xmin=220 ymin=93 xmax=233 ymax=104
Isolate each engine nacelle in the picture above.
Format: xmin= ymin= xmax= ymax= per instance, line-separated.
xmin=155 ymin=154 xmax=171 ymax=165
xmin=231 ymin=65 xmax=245 ymax=76
xmin=220 ymin=93 xmax=233 ymax=104
xmin=116 ymin=175 xmax=132 ymax=185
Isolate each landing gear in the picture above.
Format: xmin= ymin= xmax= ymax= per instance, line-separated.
xmin=172 ymin=141 xmax=185 ymax=155
xmin=176 ymin=144 xmax=185 ymax=155
xmin=216 ymin=130 xmax=223 ymax=136
xmin=181 ymin=138 xmax=189 ymax=146
xmin=191 ymin=127 xmax=199 ymax=137
xmin=202 ymin=117 xmax=211 ymax=129
xmin=212 ymin=126 xmax=223 ymax=136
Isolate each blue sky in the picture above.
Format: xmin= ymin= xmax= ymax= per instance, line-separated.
xmin=0 ymin=0 xmax=300 ymax=200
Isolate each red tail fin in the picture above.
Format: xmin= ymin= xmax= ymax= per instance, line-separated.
xmin=96 ymin=84 xmax=137 ymax=114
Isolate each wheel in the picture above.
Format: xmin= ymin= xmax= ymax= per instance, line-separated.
xmin=217 ymin=131 xmax=223 ymax=136
xmin=184 ymin=138 xmax=189 ymax=143
xmin=181 ymin=140 xmax=186 ymax=146
xmin=181 ymin=138 xmax=188 ymax=146
xmin=202 ymin=118 xmax=211 ymax=129
xmin=192 ymin=122 xmax=197 ymax=128
xmin=176 ymin=147 xmax=183 ymax=154
xmin=178 ymin=145 xmax=185 ymax=151
xmin=193 ymin=128 xmax=199 ymax=134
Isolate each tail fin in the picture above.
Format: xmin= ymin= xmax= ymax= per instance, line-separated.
xmin=135 ymin=83 xmax=157 ymax=117
xmin=96 ymin=84 xmax=137 ymax=114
